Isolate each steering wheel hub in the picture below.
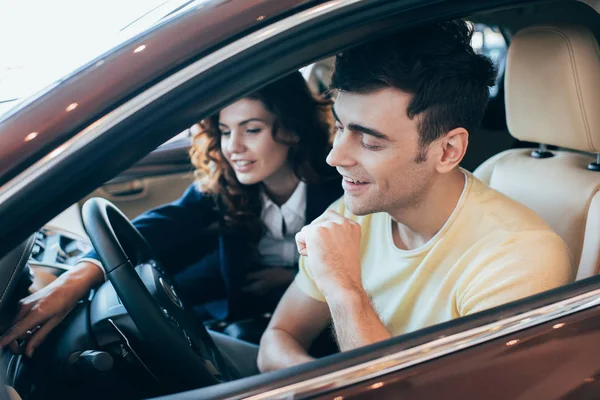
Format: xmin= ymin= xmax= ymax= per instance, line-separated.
xmin=159 ymin=277 xmax=184 ymax=309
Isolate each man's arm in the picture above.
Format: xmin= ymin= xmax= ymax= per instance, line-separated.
xmin=295 ymin=210 xmax=392 ymax=352
xmin=325 ymin=289 xmax=391 ymax=351
xmin=258 ymin=282 xmax=331 ymax=372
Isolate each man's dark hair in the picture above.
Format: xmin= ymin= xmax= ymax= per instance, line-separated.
xmin=331 ymin=20 xmax=497 ymax=161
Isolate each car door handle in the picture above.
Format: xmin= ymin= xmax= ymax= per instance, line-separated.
xmin=102 ymin=180 xmax=146 ymax=198
xmin=109 ymin=187 xmax=144 ymax=197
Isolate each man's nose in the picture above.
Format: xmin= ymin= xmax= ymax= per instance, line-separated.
xmin=326 ymin=130 xmax=356 ymax=167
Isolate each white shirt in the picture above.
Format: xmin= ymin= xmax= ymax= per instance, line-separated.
xmin=257 ymin=181 xmax=307 ymax=268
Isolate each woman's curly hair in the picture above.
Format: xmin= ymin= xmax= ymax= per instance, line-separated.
xmin=189 ymin=71 xmax=336 ymax=250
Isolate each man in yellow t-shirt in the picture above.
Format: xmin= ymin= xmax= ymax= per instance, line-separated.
xmin=295 ymin=171 xmax=571 ymax=335
xmin=257 ymin=20 xmax=572 ymax=373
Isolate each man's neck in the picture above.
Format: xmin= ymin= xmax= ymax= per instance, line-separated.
xmin=390 ymin=169 xmax=466 ymax=251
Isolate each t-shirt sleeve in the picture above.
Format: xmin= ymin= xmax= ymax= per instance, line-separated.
xmin=295 ymin=255 xmax=326 ymax=302
xmin=457 ymin=230 xmax=574 ymax=316
xmin=294 ymin=197 xmax=347 ymax=302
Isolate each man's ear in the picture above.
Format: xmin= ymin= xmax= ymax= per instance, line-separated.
xmin=435 ymin=127 xmax=468 ymax=173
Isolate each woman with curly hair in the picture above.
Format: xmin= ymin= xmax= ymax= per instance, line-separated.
xmin=1 ymin=71 xmax=342 ymax=357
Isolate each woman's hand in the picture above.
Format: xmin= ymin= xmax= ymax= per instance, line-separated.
xmin=242 ymin=267 xmax=296 ymax=296
xmin=0 ymin=262 xmax=104 ymax=358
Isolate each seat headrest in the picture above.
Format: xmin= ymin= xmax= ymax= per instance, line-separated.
xmin=506 ymin=25 xmax=600 ymax=153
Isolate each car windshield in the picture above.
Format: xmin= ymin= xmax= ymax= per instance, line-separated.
xmin=0 ymin=0 xmax=200 ymax=118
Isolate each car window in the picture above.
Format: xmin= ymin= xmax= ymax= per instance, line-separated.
xmin=470 ymin=22 xmax=507 ymax=97
xmin=161 ymin=129 xmax=192 ymax=147
xmin=160 ymin=63 xmax=327 ymax=149
xmin=0 ymin=0 xmax=199 ymax=119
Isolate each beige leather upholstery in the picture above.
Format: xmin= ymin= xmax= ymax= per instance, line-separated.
xmin=579 ymin=191 xmax=600 ymax=279
xmin=475 ymin=24 xmax=600 ymax=280
xmin=506 ymin=25 xmax=600 ymax=153
xmin=476 ymin=150 xmax=600 ymax=278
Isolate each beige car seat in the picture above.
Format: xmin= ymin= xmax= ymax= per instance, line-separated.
xmin=475 ymin=25 xmax=600 ymax=280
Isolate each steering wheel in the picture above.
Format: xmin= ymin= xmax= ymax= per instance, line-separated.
xmin=81 ymin=198 xmax=235 ymax=390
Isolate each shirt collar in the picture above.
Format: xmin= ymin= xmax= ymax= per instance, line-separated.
xmin=261 ymin=181 xmax=307 ymax=219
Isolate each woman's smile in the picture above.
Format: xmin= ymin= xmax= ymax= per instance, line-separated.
xmin=232 ymin=159 xmax=257 ymax=172
xmin=219 ymin=98 xmax=292 ymax=186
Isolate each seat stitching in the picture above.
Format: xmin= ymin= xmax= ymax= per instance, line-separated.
xmin=526 ymin=27 xmax=593 ymax=152
xmin=583 ymin=28 xmax=600 ymax=152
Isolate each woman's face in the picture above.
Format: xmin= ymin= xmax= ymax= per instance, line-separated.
xmin=219 ymin=98 xmax=293 ymax=186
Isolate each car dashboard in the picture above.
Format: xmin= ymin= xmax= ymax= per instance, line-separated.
xmin=1 ymin=205 xmax=164 ymax=400
xmin=27 ymin=226 xmax=92 ymax=291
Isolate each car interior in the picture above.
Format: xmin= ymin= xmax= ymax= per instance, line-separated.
xmin=0 ymin=0 xmax=599 ymax=399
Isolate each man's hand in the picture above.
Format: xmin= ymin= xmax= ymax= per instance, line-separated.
xmin=295 ymin=210 xmax=363 ymax=297
xmin=242 ymin=267 xmax=296 ymax=296
xmin=295 ymin=210 xmax=390 ymax=350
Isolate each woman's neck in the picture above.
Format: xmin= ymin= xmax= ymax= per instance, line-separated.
xmin=262 ymin=164 xmax=300 ymax=206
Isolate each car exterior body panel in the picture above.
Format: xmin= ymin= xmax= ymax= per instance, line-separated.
xmin=0 ymin=0 xmax=322 ymax=185
xmin=329 ymin=307 xmax=600 ymax=400
xmin=160 ymin=278 xmax=600 ymax=399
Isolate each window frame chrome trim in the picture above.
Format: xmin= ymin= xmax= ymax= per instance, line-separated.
xmin=240 ymin=287 xmax=600 ymax=399
xmin=0 ymin=0 xmax=365 ymax=204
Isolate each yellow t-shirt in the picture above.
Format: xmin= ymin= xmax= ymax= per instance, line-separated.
xmin=295 ymin=172 xmax=573 ymax=336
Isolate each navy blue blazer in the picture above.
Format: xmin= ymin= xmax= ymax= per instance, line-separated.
xmin=85 ymin=178 xmax=343 ymax=320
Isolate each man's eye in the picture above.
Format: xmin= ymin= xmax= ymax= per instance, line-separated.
xmin=360 ymin=137 xmax=383 ymax=151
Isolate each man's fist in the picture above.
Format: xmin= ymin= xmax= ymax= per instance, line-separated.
xmin=295 ymin=210 xmax=362 ymax=297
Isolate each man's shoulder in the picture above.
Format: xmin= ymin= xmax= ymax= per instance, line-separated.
xmin=460 ymin=176 xmax=573 ymax=270
xmin=465 ymin=175 xmax=553 ymax=235
xmin=455 ymin=177 xmax=574 ymax=304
